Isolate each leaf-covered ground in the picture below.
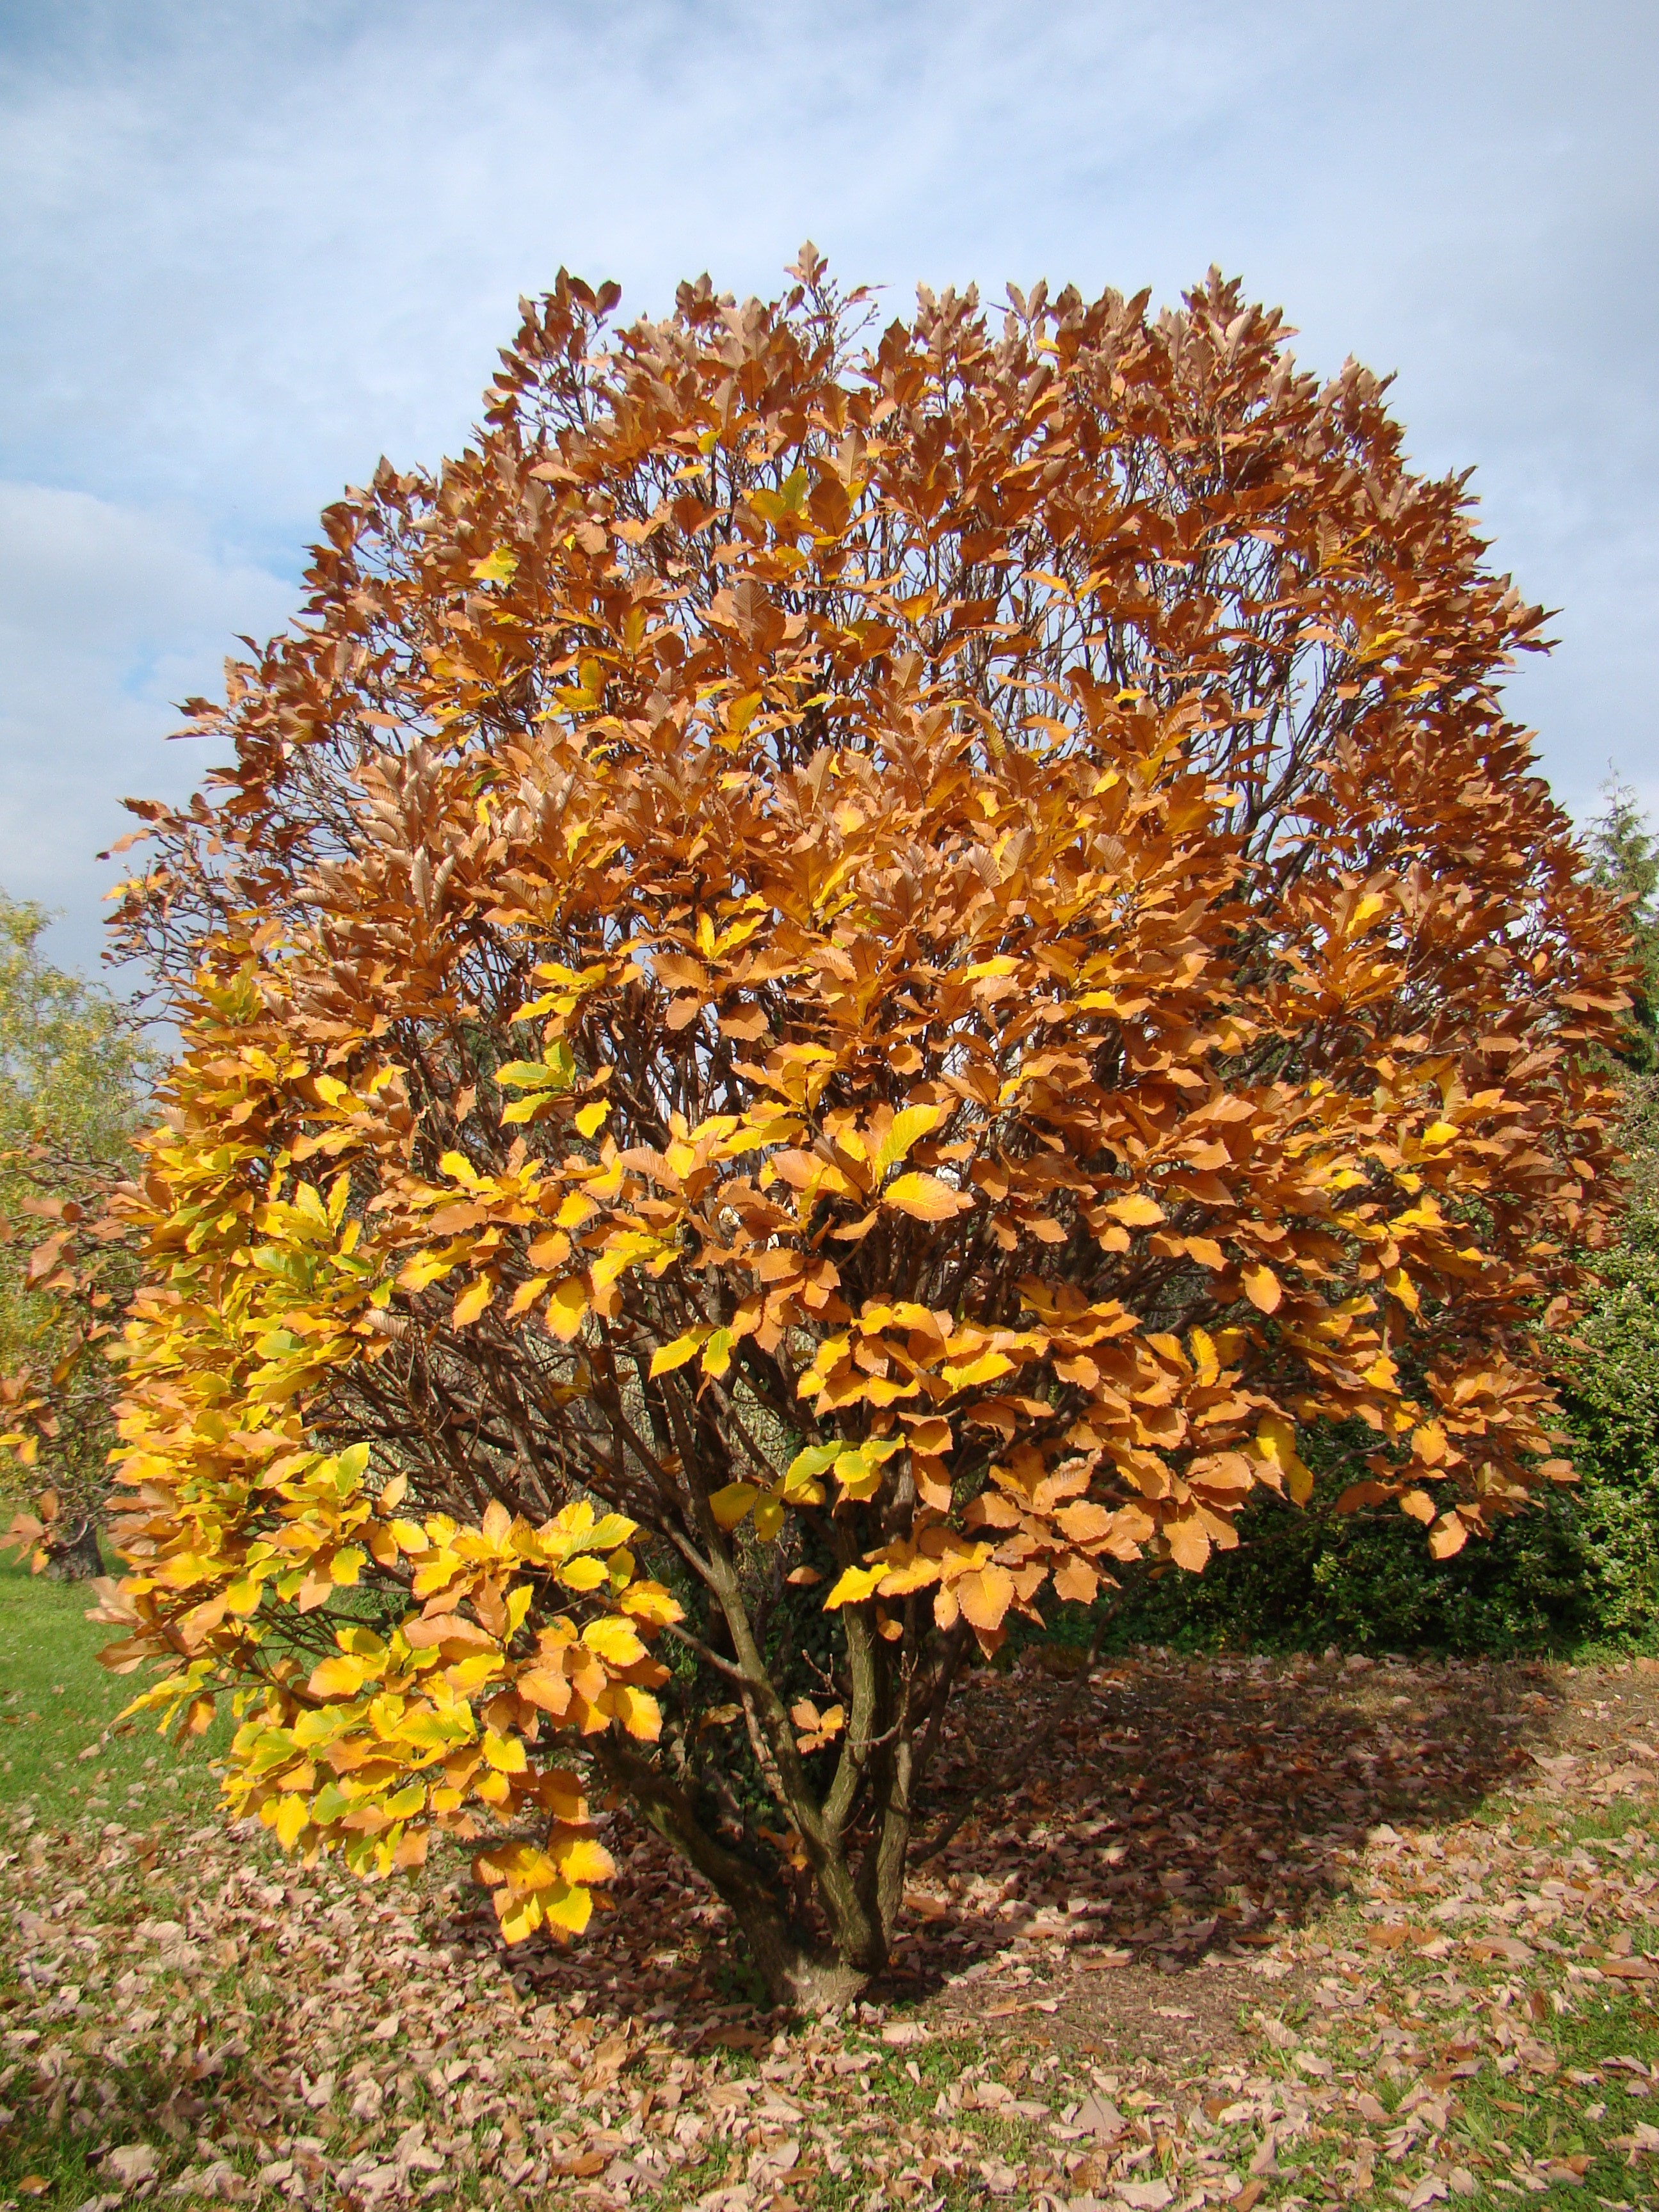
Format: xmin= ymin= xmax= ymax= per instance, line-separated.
xmin=3 ymin=1571 xmax=1657 ymax=2211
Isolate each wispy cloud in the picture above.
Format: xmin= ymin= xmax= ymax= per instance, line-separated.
xmin=3 ymin=0 xmax=1656 ymax=966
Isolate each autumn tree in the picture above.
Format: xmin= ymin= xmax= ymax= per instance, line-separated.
xmin=1588 ymin=780 xmax=1659 ymax=1074
xmin=0 ymin=890 xmax=152 ymax=1577
xmin=95 ymin=255 xmax=1633 ymax=2006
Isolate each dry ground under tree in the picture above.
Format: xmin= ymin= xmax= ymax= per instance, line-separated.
xmin=4 ymin=1646 xmax=1658 ymax=2210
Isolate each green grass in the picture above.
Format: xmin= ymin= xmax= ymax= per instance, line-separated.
xmin=0 ymin=1555 xmax=223 ymax=1829
xmin=1286 ymin=1794 xmax=1659 ymax=2209
xmin=1453 ymin=1991 xmax=1658 ymax=2205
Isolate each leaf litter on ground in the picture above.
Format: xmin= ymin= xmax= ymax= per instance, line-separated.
xmin=3 ymin=1646 xmax=1658 ymax=2210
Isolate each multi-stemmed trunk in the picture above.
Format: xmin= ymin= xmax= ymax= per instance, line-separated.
xmin=596 ymin=1601 xmax=964 ymax=2010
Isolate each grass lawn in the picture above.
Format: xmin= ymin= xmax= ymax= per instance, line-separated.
xmin=0 ymin=1557 xmax=225 ymax=1831
xmin=2 ymin=1587 xmax=1657 ymax=2209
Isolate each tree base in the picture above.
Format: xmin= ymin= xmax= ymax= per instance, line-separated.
xmin=764 ymin=1945 xmax=872 ymax=2013
xmin=45 ymin=1521 xmax=103 ymax=1580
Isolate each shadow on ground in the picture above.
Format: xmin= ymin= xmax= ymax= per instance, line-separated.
xmin=445 ymin=1650 xmax=1573 ymax=2062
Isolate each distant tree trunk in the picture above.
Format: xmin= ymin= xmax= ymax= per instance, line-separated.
xmin=46 ymin=1519 xmax=102 ymax=1580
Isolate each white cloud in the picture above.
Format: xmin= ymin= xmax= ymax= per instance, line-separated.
xmin=1 ymin=0 xmax=1656 ymax=970
xmin=0 ymin=482 xmax=292 ymax=972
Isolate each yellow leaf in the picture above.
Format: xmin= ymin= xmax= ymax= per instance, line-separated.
xmin=833 ymin=1442 xmax=891 ymax=1502
xmin=1107 ymin=1192 xmax=1164 ymax=1227
xmin=574 ymin=1100 xmax=610 ymax=1138
xmin=700 ymin=1327 xmax=733 ymax=1377
xmin=823 ymin=1563 xmax=887 ymax=1608
xmin=275 ymin=1795 xmax=310 ymax=1848
xmin=942 ymin=1349 xmax=1014 ymax=1391
xmin=551 ymin=1834 xmax=616 ymax=1887
xmin=508 ymin=1274 xmax=550 ymax=1318
xmin=650 ymin=1328 xmax=708 ymax=1377
xmin=753 ymin=1495 xmax=785 ymax=1541
xmin=618 ymin=1579 xmax=684 ymax=1627
xmin=541 ymin=1880 xmax=594 ymax=1935
xmin=1400 ymin=1489 xmax=1436 ymax=1525
xmin=499 ymin=1893 xmax=543 ymax=1944
xmin=398 ymin=1247 xmax=458 ymax=1293
xmin=709 ymin=1481 xmax=760 ymax=1530
xmin=452 ymin=1276 xmax=494 ymax=1327
xmin=581 ymin=1616 xmax=647 ymax=1667
xmin=1241 ymin=1263 xmax=1282 ymax=1314
xmin=1382 ymin=1265 xmax=1419 ymax=1313
xmin=483 ymin=1729 xmax=527 ymax=1772
xmin=874 ymin=1103 xmax=943 ymax=1176
xmin=546 ymin=1278 xmax=588 ymax=1342
xmin=307 ymin=1653 xmax=367 ymax=1699
xmin=604 ymin=1684 xmax=663 ymax=1739
xmin=883 ymin=1171 xmax=971 ymax=1222
xmin=1254 ymin=1414 xmax=1314 ymax=1506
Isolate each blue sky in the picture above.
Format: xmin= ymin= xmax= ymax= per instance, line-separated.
xmin=3 ymin=0 xmax=1656 ymax=973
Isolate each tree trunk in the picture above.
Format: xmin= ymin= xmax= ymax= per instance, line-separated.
xmin=727 ymin=1902 xmax=874 ymax=2012
xmin=594 ymin=1735 xmax=884 ymax=2010
xmin=45 ymin=1519 xmax=102 ymax=1580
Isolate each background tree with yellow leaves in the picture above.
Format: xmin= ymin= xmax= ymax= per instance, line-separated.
xmin=92 ymin=252 xmax=1631 ymax=2005
xmin=1 ymin=890 xmax=153 ymax=1578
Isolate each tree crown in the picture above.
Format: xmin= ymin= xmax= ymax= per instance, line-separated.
xmin=95 ymin=258 xmax=1631 ymax=1974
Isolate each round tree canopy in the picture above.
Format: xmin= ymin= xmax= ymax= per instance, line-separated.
xmin=97 ymin=256 xmax=1631 ymax=1994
